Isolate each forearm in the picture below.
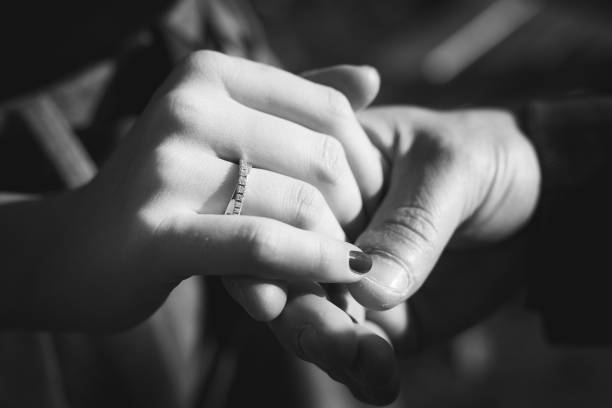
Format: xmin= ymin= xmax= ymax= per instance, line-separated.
xmin=0 ymin=191 xmax=80 ymax=328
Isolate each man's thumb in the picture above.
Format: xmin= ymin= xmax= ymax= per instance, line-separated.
xmin=348 ymin=141 xmax=465 ymax=310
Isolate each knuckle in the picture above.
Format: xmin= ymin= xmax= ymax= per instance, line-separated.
xmin=183 ymin=50 xmax=222 ymax=71
xmin=325 ymin=86 xmax=353 ymax=118
xmin=145 ymin=212 xmax=176 ymax=241
xmin=238 ymin=220 xmax=280 ymax=267
xmin=159 ymin=90 xmax=199 ymax=122
xmin=151 ymin=92 xmax=213 ymax=145
xmin=151 ymin=139 xmax=193 ymax=185
xmin=378 ymin=205 xmax=438 ymax=254
xmin=290 ymin=182 xmax=327 ymax=229
xmin=416 ymin=127 xmax=456 ymax=161
xmin=413 ymin=129 xmax=467 ymax=176
xmin=179 ymin=50 xmax=225 ymax=84
xmin=154 ymin=88 xmax=223 ymax=138
xmin=313 ymin=136 xmax=348 ymax=185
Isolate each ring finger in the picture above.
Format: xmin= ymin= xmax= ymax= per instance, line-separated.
xmin=190 ymin=157 xmax=353 ymax=320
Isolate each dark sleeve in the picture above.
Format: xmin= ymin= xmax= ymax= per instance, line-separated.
xmin=519 ymin=97 xmax=612 ymax=345
xmin=0 ymin=0 xmax=177 ymax=101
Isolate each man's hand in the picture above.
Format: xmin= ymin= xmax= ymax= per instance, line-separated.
xmin=271 ymin=98 xmax=541 ymax=404
xmin=349 ymin=106 xmax=540 ymax=310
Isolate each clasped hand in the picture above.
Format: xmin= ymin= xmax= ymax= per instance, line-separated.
xmin=23 ymin=51 xmax=541 ymax=405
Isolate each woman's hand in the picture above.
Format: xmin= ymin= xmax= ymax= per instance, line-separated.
xmin=1 ymin=52 xmax=384 ymax=331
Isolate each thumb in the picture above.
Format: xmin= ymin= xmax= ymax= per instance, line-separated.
xmin=349 ymin=137 xmax=466 ymax=310
xmin=301 ymin=65 xmax=380 ymax=111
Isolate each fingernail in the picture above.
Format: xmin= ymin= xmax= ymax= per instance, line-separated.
xmin=366 ymin=249 xmax=413 ymax=294
xmin=349 ymin=249 xmax=414 ymax=310
xmin=344 ymin=335 xmax=401 ymax=405
xmin=349 ymin=251 xmax=373 ymax=274
xmin=370 ymin=250 xmax=412 ymax=294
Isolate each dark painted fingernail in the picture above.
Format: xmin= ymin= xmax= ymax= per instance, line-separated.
xmin=349 ymin=251 xmax=373 ymax=274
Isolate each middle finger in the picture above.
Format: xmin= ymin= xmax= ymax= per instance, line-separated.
xmin=189 ymin=99 xmax=366 ymax=234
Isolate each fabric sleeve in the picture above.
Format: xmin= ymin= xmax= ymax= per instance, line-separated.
xmin=518 ymin=97 xmax=612 ymax=345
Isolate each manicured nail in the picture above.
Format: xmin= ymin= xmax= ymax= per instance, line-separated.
xmin=349 ymin=250 xmax=373 ymax=274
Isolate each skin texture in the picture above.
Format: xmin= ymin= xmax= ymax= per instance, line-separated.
xmin=223 ymin=64 xmax=386 ymax=322
xmin=269 ymin=73 xmax=541 ymax=404
xmin=0 ymin=52 xmax=381 ymax=331
xmin=350 ymin=106 xmax=540 ymax=307
xmin=0 ymin=54 xmax=541 ymax=405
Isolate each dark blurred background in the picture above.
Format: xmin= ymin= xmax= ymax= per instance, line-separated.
xmin=3 ymin=1 xmax=612 ymax=407
xmin=249 ymin=0 xmax=612 ymax=407
xmin=255 ymin=0 xmax=612 ymax=107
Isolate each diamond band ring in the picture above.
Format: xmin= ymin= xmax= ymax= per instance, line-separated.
xmin=224 ymin=159 xmax=252 ymax=215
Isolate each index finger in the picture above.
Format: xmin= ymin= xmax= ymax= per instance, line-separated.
xmin=153 ymin=213 xmax=373 ymax=283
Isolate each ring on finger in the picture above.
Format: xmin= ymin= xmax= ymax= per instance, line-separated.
xmin=224 ymin=158 xmax=252 ymax=215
